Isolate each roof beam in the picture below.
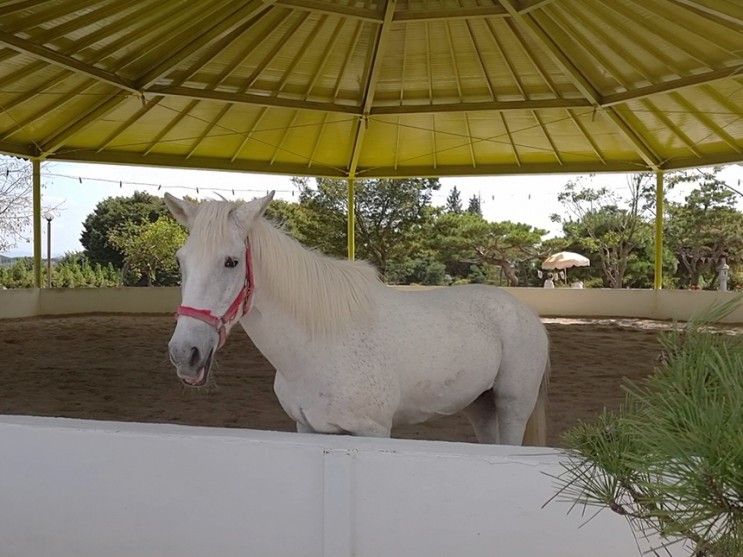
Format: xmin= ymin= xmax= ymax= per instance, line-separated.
xmin=276 ymin=0 xmax=382 ymax=22
xmin=517 ymin=0 xmax=556 ymax=14
xmin=601 ymin=66 xmax=743 ymax=106
xmin=496 ymin=0 xmax=601 ymax=104
xmin=669 ymin=0 xmax=743 ymax=28
xmin=47 ymin=149 xmax=348 ymax=178
xmin=601 ymin=108 xmax=662 ymax=170
xmin=347 ymin=0 xmax=396 ymax=177
xmin=354 ymin=160 xmax=647 ymax=178
xmin=0 ymin=0 xmax=57 ymax=17
xmin=0 ymin=139 xmax=34 ymax=158
xmin=497 ymin=0 xmax=661 ymax=169
xmin=371 ymin=97 xmax=592 ymax=114
xmin=145 ymin=85 xmax=361 ymax=115
xmin=0 ymin=30 xmax=139 ymax=93
xmin=394 ymin=6 xmax=507 ymax=21
xmin=135 ymin=0 xmax=277 ymax=89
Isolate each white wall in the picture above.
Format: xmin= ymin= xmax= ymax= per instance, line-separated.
xmin=1 ymin=286 xmax=742 ymax=322
xmin=0 ymin=416 xmax=676 ymax=557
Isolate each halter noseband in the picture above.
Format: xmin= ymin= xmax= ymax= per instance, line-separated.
xmin=175 ymin=243 xmax=255 ymax=349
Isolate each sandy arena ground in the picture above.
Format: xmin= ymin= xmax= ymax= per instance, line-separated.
xmin=3 ymin=314 xmax=737 ymax=446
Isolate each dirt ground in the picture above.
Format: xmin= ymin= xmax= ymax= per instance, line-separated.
xmin=3 ymin=314 xmax=734 ymax=446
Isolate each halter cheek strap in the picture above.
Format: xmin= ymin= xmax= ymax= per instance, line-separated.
xmin=175 ymin=243 xmax=255 ymax=349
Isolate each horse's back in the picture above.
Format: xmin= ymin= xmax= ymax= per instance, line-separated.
xmin=376 ymin=284 xmax=547 ymax=425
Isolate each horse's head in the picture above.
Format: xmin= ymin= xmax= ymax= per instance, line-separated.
xmin=164 ymin=191 xmax=274 ymax=387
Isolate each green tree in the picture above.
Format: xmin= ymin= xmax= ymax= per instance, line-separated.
xmin=665 ymin=169 xmax=743 ymax=288
xmin=108 ymin=216 xmax=186 ymax=286
xmin=429 ymin=212 xmax=546 ymax=286
xmin=80 ymin=191 xmax=168 ymax=269
xmin=552 ymin=174 xmax=653 ymax=288
xmin=466 ymin=194 xmax=482 ymax=217
xmin=445 ymin=186 xmax=463 ymax=214
xmin=291 ymin=176 xmax=440 ymax=276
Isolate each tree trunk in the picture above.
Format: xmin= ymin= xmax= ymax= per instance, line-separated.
xmin=494 ymin=259 xmax=519 ymax=287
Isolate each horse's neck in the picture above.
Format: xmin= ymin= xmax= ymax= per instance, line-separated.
xmin=246 ymin=218 xmax=380 ymax=339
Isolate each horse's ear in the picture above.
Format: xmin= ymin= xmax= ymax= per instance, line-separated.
xmin=164 ymin=193 xmax=197 ymax=228
xmin=233 ymin=191 xmax=274 ymax=229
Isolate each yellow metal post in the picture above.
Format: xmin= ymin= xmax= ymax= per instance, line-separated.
xmin=32 ymin=158 xmax=42 ymax=288
xmin=347 ymin=177 xmax=356 ymax=260
xmin=654 ymin=170 xmax=664 ymax=290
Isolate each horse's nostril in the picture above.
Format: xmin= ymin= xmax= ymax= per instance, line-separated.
xmin=189 ymin=347 xmax=200 ymax=367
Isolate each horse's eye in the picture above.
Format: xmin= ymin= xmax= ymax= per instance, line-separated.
xmin=224 ymin=257 xmax=239 ymax=268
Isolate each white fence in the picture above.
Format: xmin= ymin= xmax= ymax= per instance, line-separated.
xmin=1 ymin=286 xmax=742 ymax=322
xmin=0 ymin=416 xmax=676 ymax=557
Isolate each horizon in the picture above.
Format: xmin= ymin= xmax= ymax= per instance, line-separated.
xmin=3 ymin=159 xmax=742 ymax=258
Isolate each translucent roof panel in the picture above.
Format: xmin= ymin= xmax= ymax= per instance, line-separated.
xmin=0 ymin=0 xmax=741 ymax=177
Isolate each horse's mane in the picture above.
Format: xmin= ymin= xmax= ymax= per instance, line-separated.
xmin=249 ymin=218 xmax=381 ymax=336
xmin=190 ymin=200 xmax=380 ymax=336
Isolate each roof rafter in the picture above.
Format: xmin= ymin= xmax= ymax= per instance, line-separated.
xmin=276 ymin=0 xmax=381 ymax=22
xmin=669 ymin=0 xmax=743 ymax=32
xmin=146 ymin=85 xmax=361 ymax=114
xmin=371 ymin=98 xmax=591 ymax=115
xmin=0 ymin=30 xmax=139 ymax=93
xmin=41 ymin=92 xmax=129 ymax=154
xmin=497 ymin=0 xmax=662 ymax=170
xmin=394 ymin=5 xmax=507 ymax=21
xmin=601 ymin=66 xmax=743 ymax=106
xmin=135 ymin=0 xmax=277 ymax=89
xmin=347 ymin=0 xmax=396 ymax=178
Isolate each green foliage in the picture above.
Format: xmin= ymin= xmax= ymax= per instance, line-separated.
xmin=553 ymin=298 xmax=743 ymax=556
xmin=0 ymin=253 xmax=120 ymax=288
xmin=80 ymin=191 xmax=169 ymax=269
xmin=385 ymin=256 xmax=447 ymax=285
xmin=108 ymin=216 xmax=186 ymax=286
xmin=466 ymin=194 xmax=482 ymax=217
xmin=553 ymin=174 xmax=653 ymax=288
xmin=288 ymin=176 xmax=440 ymax=275
xmin=426 ymin=211 xmax=546 ymax=286
xmin=445 ymin=186 xmax=463 ymax=214
xmin=665 ymin=169 xmax=743 ymax=289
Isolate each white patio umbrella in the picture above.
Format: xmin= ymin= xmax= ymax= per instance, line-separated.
xmin=542 ymin=252 xmax=590 ymax=270
xmin=541 ymin=252 xmax=590 ymax=284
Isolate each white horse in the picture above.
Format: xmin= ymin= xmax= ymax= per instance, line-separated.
xmin=165 ymin=192 xmax=550 ymax=445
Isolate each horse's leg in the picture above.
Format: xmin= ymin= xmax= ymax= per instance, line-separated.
xmin=296 ymin=422 xmax=315 ymax=434
xmin=346 ymin=418 xmax=391 ymax=438
xmin=493 ymin=354 xmax=549 ymax=446
xmin=462 ymin=391 xmax=499 ymax=444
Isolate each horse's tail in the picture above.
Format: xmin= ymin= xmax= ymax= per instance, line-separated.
xmin=523 ymin=359 xmax=549 ymax=447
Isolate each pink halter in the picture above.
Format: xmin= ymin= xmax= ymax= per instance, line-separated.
xmin=175 ymin=243 xmax=255 ymax=349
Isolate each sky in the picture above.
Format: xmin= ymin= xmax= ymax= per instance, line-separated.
xmin=3 ymin=159 xmax=743 ymax=258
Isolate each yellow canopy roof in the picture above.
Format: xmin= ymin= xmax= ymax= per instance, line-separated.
xmin=0 ymin=0 xmax=741 ymax=178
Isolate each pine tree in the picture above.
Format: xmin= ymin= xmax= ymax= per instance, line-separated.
xmin=445 ymin=186 xmax=463 ymax=213
xmin=467 ymin=195 xmax=481 ymax=216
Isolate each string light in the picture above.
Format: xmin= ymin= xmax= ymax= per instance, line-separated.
xmin=42 ymin=172 xmax=295 ymax=196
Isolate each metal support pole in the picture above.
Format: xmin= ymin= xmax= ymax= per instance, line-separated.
xmin=32 ymin=158 xmax=41 ymax=288
xmin=347 ymin=177 xmax=356 ymax=261
xmin=46 ymin=218 xmax=52 ymax=288
xmin=654 ymin=170 xmax=664 ymax=290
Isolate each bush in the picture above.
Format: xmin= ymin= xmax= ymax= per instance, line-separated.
xmin=552 ymin=298 xmax=743 ymax=556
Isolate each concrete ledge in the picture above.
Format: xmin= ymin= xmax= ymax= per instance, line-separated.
xmin=1 ymin=286 xmax=741 ymax=323
xmin=0 ymin=416 xmax=659 ymax=557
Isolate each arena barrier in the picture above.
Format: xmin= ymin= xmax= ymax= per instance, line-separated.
xmin=1 ymin=286 xmax=741 ymax=322
xmin=0 ymin=415 xmax=673 ymax=557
